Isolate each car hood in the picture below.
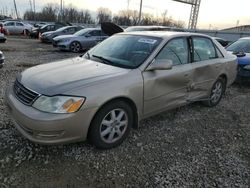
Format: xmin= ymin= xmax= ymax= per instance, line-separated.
xmin=101 ymin=22 xmax=124 ymax=36
xmin=17 ymin=57 xmax=130 ymax=96
xmin=53 ymin=35 xmax=75 ymax=41
xmin=238 ymin=55 xmax=250 ymax=65
xmin=227 ymin=51 xmax=250 ymax=65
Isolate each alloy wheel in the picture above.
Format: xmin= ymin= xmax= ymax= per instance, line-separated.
xmin=70 ymin=42 xmax=81 ymax=53
xmin=211 ymin=81 xmax=223 ymax=104
xmin=99 ymin=108 xmax=128 ymax=144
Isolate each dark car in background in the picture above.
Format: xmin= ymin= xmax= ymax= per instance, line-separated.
xmin=226 ymin=37 xmax=250 ymax=79
xmin=40 ymin=26 xmax=83 ymax=43
xmin=213 ymin=37 xmax=229 ymax=47
xmin=0 ymin=51 xmax=5 ymax=68
xmin=30 ymin=23 xmax=67 ymax=39
xmin=52 ymin=28 xmax=108 ymax=52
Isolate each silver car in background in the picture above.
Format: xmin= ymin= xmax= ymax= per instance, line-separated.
xmin=3 ymin=21 xmax=33 ymax=35
xmin=6 ymin=32 xmax=237 ymax=149
xmin=52 ymin=28 xmax=108 ymax=53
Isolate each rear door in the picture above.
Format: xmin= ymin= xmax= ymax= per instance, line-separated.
xmin=188 ymin=36 xmax=226 ymax=100
xmin=16 ymin=22 xmax=25 ymax=34
xmin=85 ymin=30 xmax=101 ymax=48
xmin=143 ymin=37 xmax=193 ymax=116
xmin=68 ymin=27 xmax=77 ymax=34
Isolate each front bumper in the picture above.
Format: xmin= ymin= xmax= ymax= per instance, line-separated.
xmin=30 ymin=31 xmax=39 ymax=38
xmin=237 ymin=65 xmax=250 ymax=78
xmin=0 ymin=37 xmax=6 ymax=43
xmin=53 ymin=40 xmax=70 ymax=50
xmin=5 ymin=85 xmax=98 ymax=145
xmin=40 ymin=36 xmax=52 ymax=43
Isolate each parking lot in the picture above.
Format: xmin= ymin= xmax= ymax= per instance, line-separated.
xmin=0 ymin=37 xmax=250 ymax=187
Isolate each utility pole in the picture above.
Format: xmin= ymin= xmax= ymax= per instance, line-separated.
xmin=127 ymin=0 xmax=130 ymax=10
xmin=33 ymin=0 xmax=36 ymax=20
xmin=138 ymin=0 xmax=143 ymax=25
xmin=172 ymin=0 xmax=201 ymax=29
xmin=13 ymin=0 xmax=19 ymax=19
xmin=60 ymin=0 xmax=63 ymax=21
xmin=29 ymin=0 xmax=33 ymax=11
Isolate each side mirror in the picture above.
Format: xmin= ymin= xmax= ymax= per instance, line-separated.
xmin=233 ymin=51 xmax=246 ymax=57
xmin=147 ymin=59 xmax=173 ymax=71
xmin=85 ymin=34 xmax=91 ymax=38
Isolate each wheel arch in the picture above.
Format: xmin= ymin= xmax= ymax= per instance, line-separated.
xmin=87 ymin=96 xmax=139 ymax=139
xmin=218 ymin=73 xmax=228 ymax=91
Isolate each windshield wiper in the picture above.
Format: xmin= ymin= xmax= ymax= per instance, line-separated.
xmin=92 ymin=55 xmax=115 ymax=65
xmin=92 ymin=54 xmax=133 ymax=69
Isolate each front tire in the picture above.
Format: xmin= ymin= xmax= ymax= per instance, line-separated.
xmin=203 ymin=77 xmax=226 ymax=107
xmin=89 ymin=101 xmax=133 ymax=149
xmin=70 ymin=41 xmax=81 ymax=53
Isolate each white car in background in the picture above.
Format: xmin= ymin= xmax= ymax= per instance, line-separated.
xmin=3 ymin=21 xmax=33 ymax=35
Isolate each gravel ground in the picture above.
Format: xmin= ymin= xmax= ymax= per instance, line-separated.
xmin=0 ymin=37 xmax=250 ymax=188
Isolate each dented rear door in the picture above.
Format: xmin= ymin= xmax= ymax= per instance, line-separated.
xmin=188 ymin=36 xmax=225 ymax=100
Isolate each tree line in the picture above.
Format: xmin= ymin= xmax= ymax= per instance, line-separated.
xmin=22 ymin=3 xmax=184 ymax=28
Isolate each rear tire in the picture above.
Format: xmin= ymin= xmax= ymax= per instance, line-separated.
xmin=70 ymin=41 xmax=81 ymax=53
xmin=89 ymin=101 xmax=133 ymax=149
xmin=203 ymin=77 xmax=226 ymax=107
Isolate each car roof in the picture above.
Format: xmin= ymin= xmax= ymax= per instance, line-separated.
xmin=118 ymin=31 xmax=211 ymax=39
xmin=239 ymin=37 xmax=250 ymax=40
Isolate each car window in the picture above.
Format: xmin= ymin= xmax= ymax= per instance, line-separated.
xmin=155 ymin=38 xmax=189 ymax=66
xmin=48 ymin=25 xmax=53 ymax=30
xmin=101 ymin=31 xmax=108 ymax=36
xmin=193 ymin=37 xmax=217 ymax=62
xmin=227 ymin=39 xmax=250 ymax=53
xmin=5 ymin=22 xmax=14 ymax=26
xmin=67 ymin=27 xmax=76 ymax=33
xmin=89 ymin=30 xmax=101 ymax=36
xmin=16 ymin=22 xmax=24 ymax=26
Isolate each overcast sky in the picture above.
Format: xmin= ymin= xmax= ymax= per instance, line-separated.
xmin=0 ymin=0 xmax=249 ymax=29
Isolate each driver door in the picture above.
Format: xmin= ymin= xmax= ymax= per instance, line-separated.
xmin=143 ymin=37 xmax=193 ymax=117
xmin=83 ymin=30 xmax=101 ymax=49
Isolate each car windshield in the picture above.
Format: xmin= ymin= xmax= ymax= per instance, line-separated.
xmin=227 ymin=39 xmax=250 ymax=53
xmin=86 ymin=34 xmax=162 ymax=69
xmin=41 ymin=25 xmax=49 ymax=29
xmin=55 ymin=26 xmax=69 ymax=32
xmin=74 ymin=29 xmax=90 ymax=36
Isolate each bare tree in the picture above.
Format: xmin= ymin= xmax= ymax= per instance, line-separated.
xmin=97 ymin=7 xmax=112 ymax=24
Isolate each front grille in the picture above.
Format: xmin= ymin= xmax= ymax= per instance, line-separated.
xmin=13 ymin=80 xmax=40 ymax=105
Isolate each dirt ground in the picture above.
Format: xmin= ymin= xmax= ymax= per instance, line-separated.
xmin=0 ymin=37 xmax=250 ymax=188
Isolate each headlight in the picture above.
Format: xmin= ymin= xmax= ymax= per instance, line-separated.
xmin=243 ymin=65 xmax=250 ymax=70
xmin=44 ymin=34 xmax=51 ymax=37
xmin=62 ymin=39 xmax=71 ymax=42
xmin=33 ymin=95 xmax=85 ymax=113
